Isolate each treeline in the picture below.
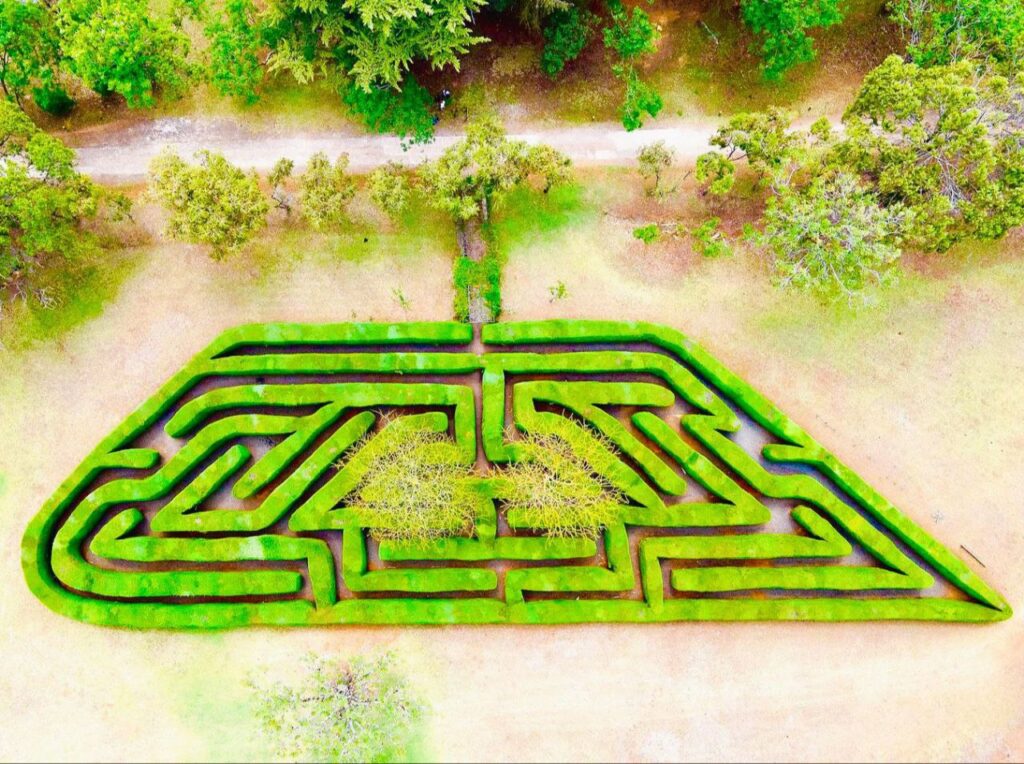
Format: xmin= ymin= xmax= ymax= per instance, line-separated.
xmin=10 ymin=0 xmax=1020 ymax=137
xmin=2 ymin=0 xmax=664 ymax=134
xmin=633 ymin=53 xmax=1024 ymax=302
xmin=0 ymin=102 xmax=570 ymax=319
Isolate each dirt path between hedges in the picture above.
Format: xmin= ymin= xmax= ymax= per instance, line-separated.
xmin=66 ymin=116 xmax=723 ymax=181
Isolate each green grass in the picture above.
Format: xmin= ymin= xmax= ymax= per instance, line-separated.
xmin=490 ymin=182 xmax=595 ymax=252
xmin=0 ymin=246 xmax=144 ymax=351
xmin=244 ymin=192 xmax=457 ymax=287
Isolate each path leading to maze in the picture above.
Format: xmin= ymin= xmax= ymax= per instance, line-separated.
xmin=67 ymin=116 xmax=724 ymax=181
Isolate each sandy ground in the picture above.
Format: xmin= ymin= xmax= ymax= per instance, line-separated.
xmin=1 ymin=226 xmax=1023 ymax=761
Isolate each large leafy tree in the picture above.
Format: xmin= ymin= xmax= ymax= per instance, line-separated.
xmin=740 ymin=0 xmax=844 ymax=80
xmin=263 ymin=0 xmax=487 ymax=91
xmin=0 ymin=0 xmax=65 ymax=111
xmin=341 ymin=76 xmax=437 ymax=145
xmin=57 ymin=0 xmax=194 ymax=108
xmin=0 ymin=100 xmax=97 ymax=292
xmin=540 ymin=4 xmax=598 ymax=78
xmin=603 ymin=0 xmax=662 ymax=131
xmin=420 ymin=116 xmax=571 ymax=223
xmin=147 ymin=150 xmax=268 ymax=258
xmin=707 ymin=107 xmax=803 ymax=178
xmin=839 ymin=55 xmax=1024 ymax=251
xmin=890 ymin=0 xmax=1024 ymax=69
xmin=205 ymin=0 xmax=264 ymax=103
xmin=760 ymin=172 xmax=911 ymax=300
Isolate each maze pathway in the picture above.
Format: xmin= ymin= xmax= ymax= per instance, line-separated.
xmin=22 ymin=321 xmax=1011 ymax=627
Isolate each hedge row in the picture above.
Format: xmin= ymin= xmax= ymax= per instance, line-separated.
xmin=20 ymin=320 xmax=1010 ymax=628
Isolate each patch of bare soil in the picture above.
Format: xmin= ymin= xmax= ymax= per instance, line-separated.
xmin=2 ymin=233 xmax=1024 ymax=762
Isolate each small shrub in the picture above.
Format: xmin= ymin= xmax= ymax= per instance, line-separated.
xmin=691 ymin=217 xmax=732 ymax=258
xmin=548 ymin=280 xmax=568 ymax=301
xmin=632 ymin=224 xmax=660 ymax=244
xmin=147 ymin=150 xmax=267 ymax=259
xmin=392 ymin=287 xmax=411 ymax=311
xmin=637 ymin=140 xmax=675 ymax=198
xmin=249 ymin=653 xmax=424 ymax=763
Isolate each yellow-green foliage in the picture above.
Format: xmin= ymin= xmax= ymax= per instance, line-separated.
xmin=344 ymin=424 xmax=478 ymax=543
xmin=498 ymin=430 xmax=625 ymax=539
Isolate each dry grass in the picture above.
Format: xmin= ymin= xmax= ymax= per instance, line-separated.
xmin=343 ymin=424 xmax=478 ymax=544
xmin=497 ymin=429 xmax=626 ymax=539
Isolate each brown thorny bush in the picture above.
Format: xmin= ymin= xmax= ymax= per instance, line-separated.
xmin=340 ymin=419 xmax=626 ymax=543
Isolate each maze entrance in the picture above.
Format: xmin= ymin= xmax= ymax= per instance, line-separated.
xmin=22 ymin=321 xmax=1010 ymax=627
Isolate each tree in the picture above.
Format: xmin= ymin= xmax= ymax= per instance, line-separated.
xmin=603 ymin=0 xmax=662 ymax=131
xmin=249 ymin=653 xmax=424 ymax=763
xmin=419 ymin=116 xmax=571 ymax=223
xmin=637 ymin=141 xmax=674 ymax=197
xmin=839 ymin=55 xmax=1024 ymax=251
xmin=691 ymin=217 xmax=732 ymax=258
xmin=0 ymin=0 xmax=66 ymax=111
xmin=368 ymin=163 xmax=411 ymax=219
xmin=523 ymin=143 xmax=573 ymax=193
xmin=759 ymin=172 xmax=911 ymax=300
xmin=619 ymin=68 xmax=663 ymax=132
xmin=603 ymin=0 xmax=660 ymax=61
xmin=890 ymin=0 xmax=1024 ymax=69
xmin=264 ymin=0 xmax=487 ymax=92
xmin=0 ymin=100 xmax=98 ymax=292
xmin=147 ymin=150 xmax=268 ymax=258
xmin=695 ymin=151 xmax=736 ymax=195
xmin=740 ymin=0 xmax=844 ymax=80
xmin=540 ymin=5 xmax=598 ymax=78
xmin=708 ymin=107 xmax=802 ymax=179
xmin=341 ymin=76 xmax=436 ymax=146
xmin=57 ymin=0 xmax=193 ymax=108
xmin=299 ymin=153 xmax=356 ymax=230
xmin=205 ymin=0 xmax=264 ymax=103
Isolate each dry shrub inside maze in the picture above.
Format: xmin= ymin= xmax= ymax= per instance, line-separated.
xmin=21 ymin=320 xmax=1010 ymax=627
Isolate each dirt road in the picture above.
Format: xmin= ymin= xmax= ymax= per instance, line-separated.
xmin=67 ymin=116 xmax=720 ymax=180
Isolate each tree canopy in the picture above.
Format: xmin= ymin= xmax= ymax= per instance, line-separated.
xmin=299 ymin=152 xmax=356 ymax=230
xmin=57 ymin=0 xmax=194 ymax=108
xmin=147 ymin=150 xmax=268 ymax=258
xmin=0 ymin=100 xmax=97 ymax=290
xmin=0 ymin=0 xmax=64 ymax=110
xmin=890 ymin=0 xmax=1024 ymax=70
xmin=840 ymin=55 xmax=1024 ymax=251
xmin=740 ymin=0 xmax=844 ymax=80
xmin=760 ymin=172 xmax=911 ymax=300
xmin=264 ymin=0 xmax=487 ymax=91
xmin=420 ymin=116 xmax=572 ymax=223
xmin=603 ymin=0 xmax=662 ymax=131
xmin=205 ymin=0 xmax=264 ymax=103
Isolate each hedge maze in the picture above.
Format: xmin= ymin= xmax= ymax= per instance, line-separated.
xmin=22 ymin=321 xmax=1010 ymax=627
